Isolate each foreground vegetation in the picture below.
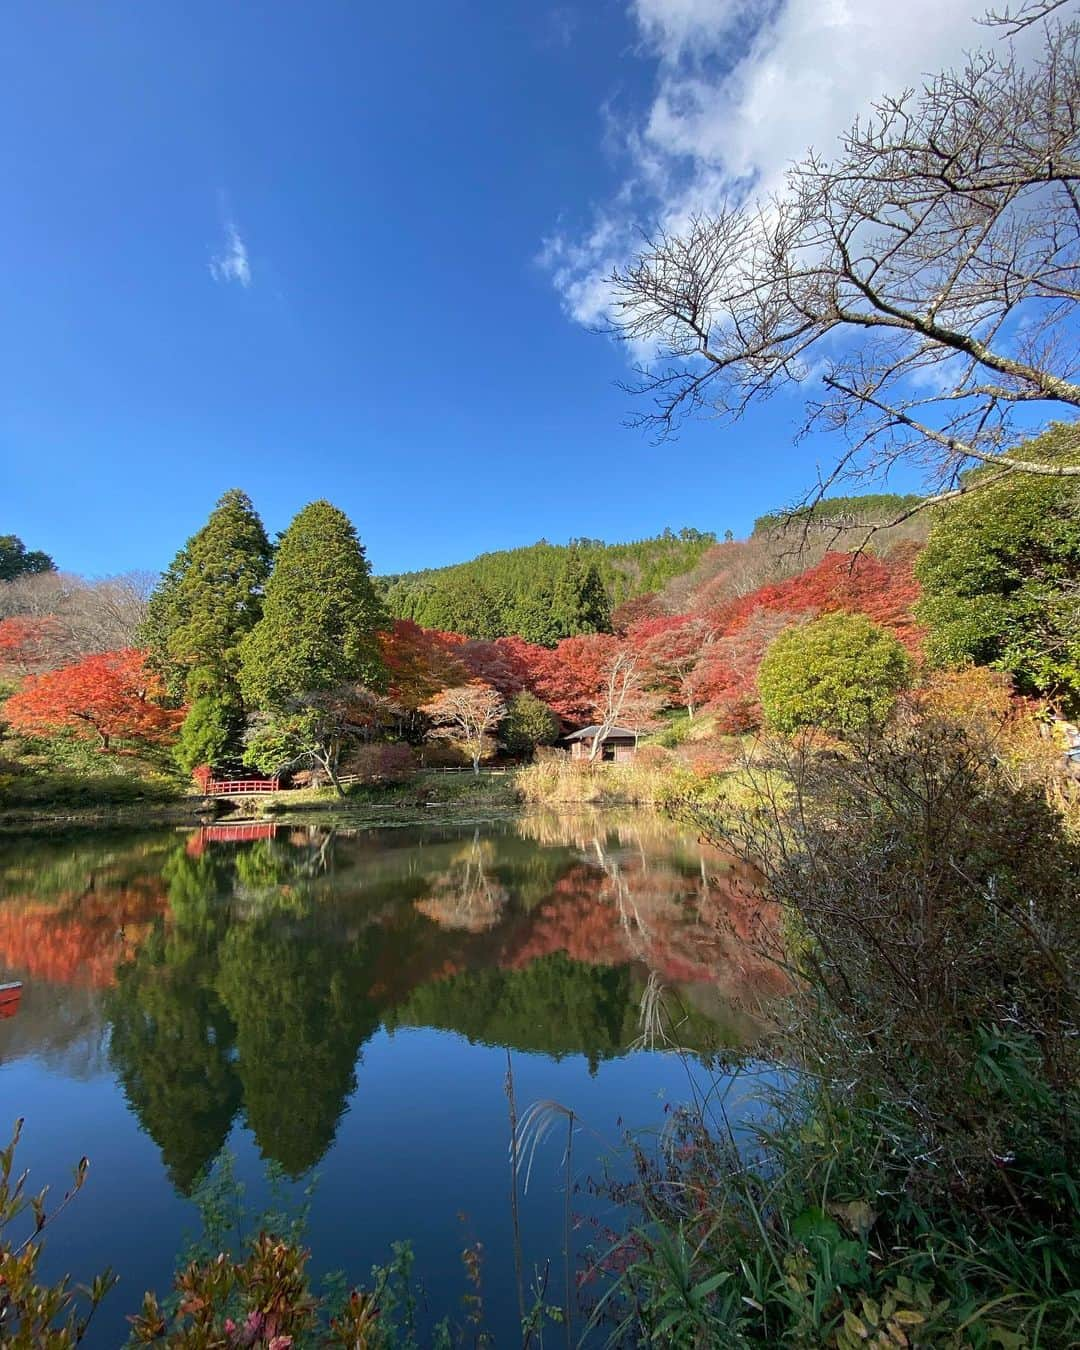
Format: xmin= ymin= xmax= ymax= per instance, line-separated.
xmin=603 ymin=695 xmax=1079 ymax=1347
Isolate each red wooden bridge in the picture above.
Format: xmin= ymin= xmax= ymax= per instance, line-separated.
xmin=186 ymin=822 xmax=279 ymax=856
xmin=202 ymin=776 xmax=280 ymax=796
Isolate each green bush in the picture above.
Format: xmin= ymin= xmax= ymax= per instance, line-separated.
xmin=499 ymin=690 xmax=560 ymax=758
xmin=612 ymin=713 xmax=1080 ymax=1346
xmin=914 ymin=424 xmax=1080 ymax=713
xmin=758 ymin=613 xmax=911 ymax=734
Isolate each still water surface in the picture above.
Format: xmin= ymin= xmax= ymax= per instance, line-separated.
xmin=0 ymin=811 xmax=781 ymax=1344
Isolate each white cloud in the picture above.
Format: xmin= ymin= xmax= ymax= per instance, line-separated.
xmin=546 ymin=0 xmax=1040 ymax=325
xmin=209 ymin=221 xmax=252 ymax=288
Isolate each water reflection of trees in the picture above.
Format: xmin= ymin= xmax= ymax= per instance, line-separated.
xmin=0 ymin=816 xmax=784 ymax=1189
xmin=414 ymin=831 xmax=509 ymax=931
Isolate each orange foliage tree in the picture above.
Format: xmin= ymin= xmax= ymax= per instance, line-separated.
xmin=3 ymin=648 xmax=182 ymax=751
xmin=379 ymin=619 xmax=468 ymax=710
xmin=0 ymin=616 xmax=62 ymax=678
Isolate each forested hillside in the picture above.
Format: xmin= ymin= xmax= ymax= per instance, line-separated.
xmin=376 ymin=529 xmax=715 ymax=644
xmin=752 ymin=492 xmax=922 ymax=534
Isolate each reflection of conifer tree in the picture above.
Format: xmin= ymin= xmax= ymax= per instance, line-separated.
xmin=108 ymin=846 xmax=242 ymax=1193
xmin=387 ymin=953 xmax=632 ymax=1068
xmin=215 ymin=915 xmax=380 ymax=1177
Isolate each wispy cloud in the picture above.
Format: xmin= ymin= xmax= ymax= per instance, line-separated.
xmin=545 ymin=6 xmax=579 ymax=48
xmin=543 ymin=0 xmax=1043 ymax=329
xmin=209 ymin=221 xmax=252 ymax=288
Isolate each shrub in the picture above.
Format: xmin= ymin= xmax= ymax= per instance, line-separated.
xmin=758 ymin=612 xmax=911 ymax=734
xmin=499 ymin=689 xmax=560 ymax=758
xmin=914 ymin=424 xmax=1080 ymax=712
xmin=617 ymin=711 xmax=1080 ymax=1346
xmin=173 ymin=694 xmax=241 ymax=775
xmin=713 ymin=714 xmax=1079 ymax=1176
xmin=0 ymin=1120 xmax=117 ymax=1345
xmin=345 ymin=741 xmax=415 ymax=784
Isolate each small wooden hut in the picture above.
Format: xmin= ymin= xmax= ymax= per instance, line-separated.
xmin=564 ymin=725 xmax=638 ymax=763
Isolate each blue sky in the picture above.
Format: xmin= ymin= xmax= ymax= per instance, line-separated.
xmin=2 ymin=0 xmax=989 ymax=578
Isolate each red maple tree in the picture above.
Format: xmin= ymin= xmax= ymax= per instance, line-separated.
xmin=3 ymin=648 xmax=182 ymax=750
xmin=531 ymin=633 xmax=621 ymax=722
xmin=380 ymin=619 xmax=469 ymax=709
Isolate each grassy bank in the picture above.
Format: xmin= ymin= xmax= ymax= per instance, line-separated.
xmin=0 ymin=764 xmax=196 ymax=830
xmin=232 ymin=768 xmax=524 ymax=829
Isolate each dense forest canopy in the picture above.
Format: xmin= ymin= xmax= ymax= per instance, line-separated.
xmin=375 ymin=528 xmax=716 ymax=642
xmin=752 ymin=493 xmax=923 ymax=536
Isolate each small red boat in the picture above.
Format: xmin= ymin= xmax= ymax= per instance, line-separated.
xmin=0 ymin=981 xmax=22 ymax=1019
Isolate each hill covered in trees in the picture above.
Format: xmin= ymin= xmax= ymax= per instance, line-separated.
xmin=376 ymin=529 xmax=716 ymax=644
xmin=751 ymin=492 xmax=922 ymax=535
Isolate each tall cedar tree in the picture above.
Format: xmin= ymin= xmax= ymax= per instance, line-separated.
xmin=238 ymin=500 xmax=386 ymax=709
xmin=552 ymin=547 xmax=611 ymax=638
xmin=142 ymin=490 xmax=273 ymax=700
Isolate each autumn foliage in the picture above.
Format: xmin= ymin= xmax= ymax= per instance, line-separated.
xmin=381 ymin=549 xmax=923 ymax=740
xmin=3 ymin=648 xmax=182 ymax=751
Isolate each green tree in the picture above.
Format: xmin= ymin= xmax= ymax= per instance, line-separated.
xmin=0 ymin=535 xmax=55 ymax=581
xmin=759 ymin=614 xmax=912 ymax=735
xmin=914 ymin=426 xmax=1080 ymax=712
xmin=500 ymin=690 xmax=560 ymax=758
xmin=506 ymin=579 xmax=563 ymax=646
xmin=142 ymin=490 xmax=273 ymax=702
xmin=414 ymin=574 xmax=506 ymax=639
xmin=173 ymin=691 xmax=241 ymax=775
xmin=238 ymin=503 xmax=387 ymax=788
xmin=238 ymin=501 xmax=386 ymax=708
xmin=552 ymin=547 xmax=611 ymax=637
xmin=216 ymin=916 xmax=380 ymax=1176
xmin=107 ymin=848 xmax=242 ymax=1194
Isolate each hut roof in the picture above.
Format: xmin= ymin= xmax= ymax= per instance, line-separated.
xmin=564 ymin=725 xmax=638 ymax=742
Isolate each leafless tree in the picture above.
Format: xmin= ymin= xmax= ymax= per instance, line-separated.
xmin=981 ymin=0 xmax=1073 ymax=34
xmin=609 ymin=18 xmax=1080 ymax=539
xmin=0 ymin=570 xmax=153 ymax=663
xmin=589 ymin=649 xmax=660 ymax=756
xmin=420 ymin=680 xmax=506 ymax=773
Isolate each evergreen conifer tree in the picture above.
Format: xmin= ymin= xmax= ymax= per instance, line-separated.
xmin=239 ymin=500 xmax=386 ymax=709
xmin=143 ymin=489 xmax=273 ymax=701
xmin=507 ymin=580 xmax=563 ymax=646
xmin=552 ymin=547 xmax=611 ymax=637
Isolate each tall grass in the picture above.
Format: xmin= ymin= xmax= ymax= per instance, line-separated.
xmin=517 ymin=756 xmax=702 ymax=808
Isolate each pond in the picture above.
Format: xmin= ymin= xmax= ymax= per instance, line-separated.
xmin=0 ymin=810 xmax=783 ymax=1345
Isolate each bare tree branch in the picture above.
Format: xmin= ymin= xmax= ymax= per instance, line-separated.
xmin=608 ymin=18 xmax=1080 ymax=529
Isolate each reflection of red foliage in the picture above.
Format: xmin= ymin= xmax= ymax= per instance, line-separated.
xmin=500 ymin=855 xmax=787 ymax=1003
xmin=0 ymin=882 xmax=167 ymax=988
